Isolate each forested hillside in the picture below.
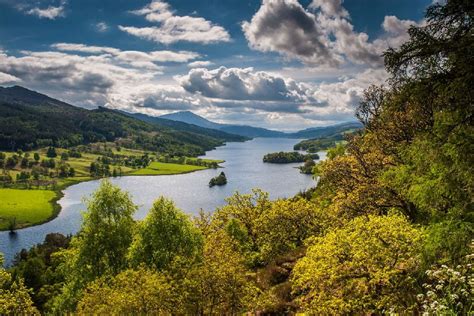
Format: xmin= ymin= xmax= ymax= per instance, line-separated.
xmin=1 ymin=0 xmax=472 ymax=314
xmin=0 ymin=86 xmax=242 ymax=156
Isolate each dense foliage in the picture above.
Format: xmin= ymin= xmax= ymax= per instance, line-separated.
xmin=2 ymin=0 xmax=473 ymax=313
xmin=209 ymin=172 xmax=227 ymax=187
xmin=293 ymin=131 xmax=355 ymax=153
xmin=263 ymin=151 xmax=319 ymax=163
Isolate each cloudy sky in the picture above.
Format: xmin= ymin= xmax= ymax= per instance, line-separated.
xmin=0 ymin=0 xmax=431 ymax=130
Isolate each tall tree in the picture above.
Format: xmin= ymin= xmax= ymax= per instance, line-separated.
xmin=128 ymin=197 xmax=203 ymax=271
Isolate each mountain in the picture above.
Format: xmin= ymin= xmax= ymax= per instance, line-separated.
xmin=121 ymin=111 xmax=248 ymax=142
xmin=160 ymin=111 xmax=286 ymax=138
xmin=289 ymin=122 xmax=363 ymax=139
xmin=160 ymin=111 xmax=222 ymax=130
xmin=219 ymin=125 xmax=286 ymax=138
xmin=0 ymin=86 xmax=243 ymax=156
xmin=159 ymin=111 xmax=362 ymax=139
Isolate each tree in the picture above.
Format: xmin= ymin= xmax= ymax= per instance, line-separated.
xmin=128 ymin=197 xmax=203 ymax=271
xmin=33 ymin=153 xmax=40 ymax=162
xmin=299 ymin=159 xmax=316 ymax=174
xmin=0 ymin=253 xmax=39 ymax=315
xmin=188 ymin=230 xmax=259 ymax=315
xmin=20 ymin=157 xmax=29 ymax=169
xmin=292 ymin=214 xmax=424 ymax=314
xmin=209 ymin=172 xmax=227 ymax=187
xmin=73 ymin=180 xmax=136 ymax=277
xmin=255 ymin=198 xmax=336 ymax=263
xmin=77 ymin=268 xmax=178 ymax=314
xmin=46 ymin=147 xmax=57 ymax=158
xmin=5 ymin=157 xmax=16 ymax=169
xmin=53 ymin=180 xmax=136 ymax=311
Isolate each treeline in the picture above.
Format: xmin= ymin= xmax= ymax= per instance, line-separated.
xmin=293 ymin=132 xmax=352 ymax=153
xmin=263 ymin=151 xmax=319 ymax=163
xmin=0 ymin=148 xmax=75 ymax=188
xmin=1 ymin=1 xmax=473 ymax=314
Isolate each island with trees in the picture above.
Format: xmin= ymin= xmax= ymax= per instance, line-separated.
xmin=263 ymin=151 xmax=319 ymax=163
xmin=209 ymin=172 xmax=227 ymax=187
xmin=299 ymin=159 xmax=316 ymax=174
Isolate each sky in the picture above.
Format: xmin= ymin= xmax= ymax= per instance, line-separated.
xmin=0 ymin=0 xmax=432 ymax=131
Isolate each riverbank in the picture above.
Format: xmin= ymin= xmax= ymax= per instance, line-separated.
xmin=0 ymin=156 xmax=223 ymax=231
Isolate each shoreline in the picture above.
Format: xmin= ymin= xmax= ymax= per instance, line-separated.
xmin=1 ymin=162 xmax=224 ymax=232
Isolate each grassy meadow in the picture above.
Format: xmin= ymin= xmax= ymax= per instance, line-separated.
xmin=131 ymin=161 xmax=207 ymax=175
xmin=0 ymin=189 xmax=57 ymax=230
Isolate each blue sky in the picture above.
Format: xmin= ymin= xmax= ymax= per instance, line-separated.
xmin=0 ymin=0 xmax=432 ymax=130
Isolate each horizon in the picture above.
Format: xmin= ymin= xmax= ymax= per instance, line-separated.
xmin=1 ymin=84 xmax=361 ymax=132
xmin=0 ymin=0 xmax=431 ymax=130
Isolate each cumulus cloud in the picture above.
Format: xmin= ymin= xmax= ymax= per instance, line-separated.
xmin=119 ymin=0 xmax=231 ymax=44
xmin=178 ymin=66 xmax=317 ymax=105
xmin=309 ymin=0 xmax=348 ymax=17
xmin=188 ymin=60 xmax=214 ymax=68
xmin=242 ymin=0 xmax=341 ymax=67
xmin=242 ymin=0 xmax=417 ymax=67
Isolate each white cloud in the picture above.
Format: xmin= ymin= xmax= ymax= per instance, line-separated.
xmin=243 ymin=0 xmax=417 ymax=68
xmin=309 ymin=0 xmax=348 ymax=17
xmin=178 ymin=66 xmax=316 ymax=104
xmin=24 ymin=0 xmax=66 ymax=19
xmin=242 ymin=0 xmax=341 ymax=67
xmin=119 ymin=0 xmax=231 ymax=44
xmin=95 ymin=22 xmax=109 ymax=33
xmin=51 ymin=43 xmax=121 ymax=55
xmin=187 ymin=61 xmax=214 ymax=68
xmin=0 ymin=71 xmax=20 ymax=84
xmin=51 ymin=43 xmax=200 ymax=63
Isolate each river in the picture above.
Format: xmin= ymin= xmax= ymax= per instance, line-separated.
xmin=0 ymin=138 xmax=323 ymax=265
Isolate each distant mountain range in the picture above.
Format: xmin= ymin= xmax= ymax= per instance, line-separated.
xmin=159 ymin=111 xmax=362 ymax=139
xmin=0 ymin=85 xmax=362 ymax=154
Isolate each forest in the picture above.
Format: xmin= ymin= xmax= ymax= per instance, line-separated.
xmin=1 ymin=0 xmax=473 ymax=314
xmin=263 ymin=151 xmax=319 ymax=163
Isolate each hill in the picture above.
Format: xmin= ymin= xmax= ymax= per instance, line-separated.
xmin=160 ymin=111 xmax=222 ymax=130
xmin=0 ymin=86 xmax=242 ymax=156
xmin=290 ymin=121 xmax=363 ymax=139
xmin=159 ymin=111 xmax=361 ymax=139
xmin=122 ymin=111 xmax=248 ymax=142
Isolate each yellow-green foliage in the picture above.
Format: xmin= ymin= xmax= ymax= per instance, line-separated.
xmin=255 ymin=198 xmax=336 ymax=263
xmin=131 ymin=161 xmax=206 ymax=175
xmin=0 ymin=254 xmax=39 ymax=315
xmin=189 ymin=230 xmax=260 ymax=314
xmin=292 ymin=214 xmax=424 ymax=314
xmin=77 ymin=268 xmax=177 ymax=314
xmin=0 ymin=189 xmax=56 ymax=230
xmin=128 ymin=197 xmax=203 ymax=271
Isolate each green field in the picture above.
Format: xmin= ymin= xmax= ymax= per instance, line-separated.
xmin=131 ymin=161 xmax=207 ymax=175
xmin=0 ymin=189 xmax=57 ymax=230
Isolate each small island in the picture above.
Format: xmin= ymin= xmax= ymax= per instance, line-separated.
xmin=299 ymin=159 xmax=316 ymax=174
xmin=263 ymin=151 xmax=319 ymax=164
xmin=209 ymin=172 xmax=227 ymax=187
